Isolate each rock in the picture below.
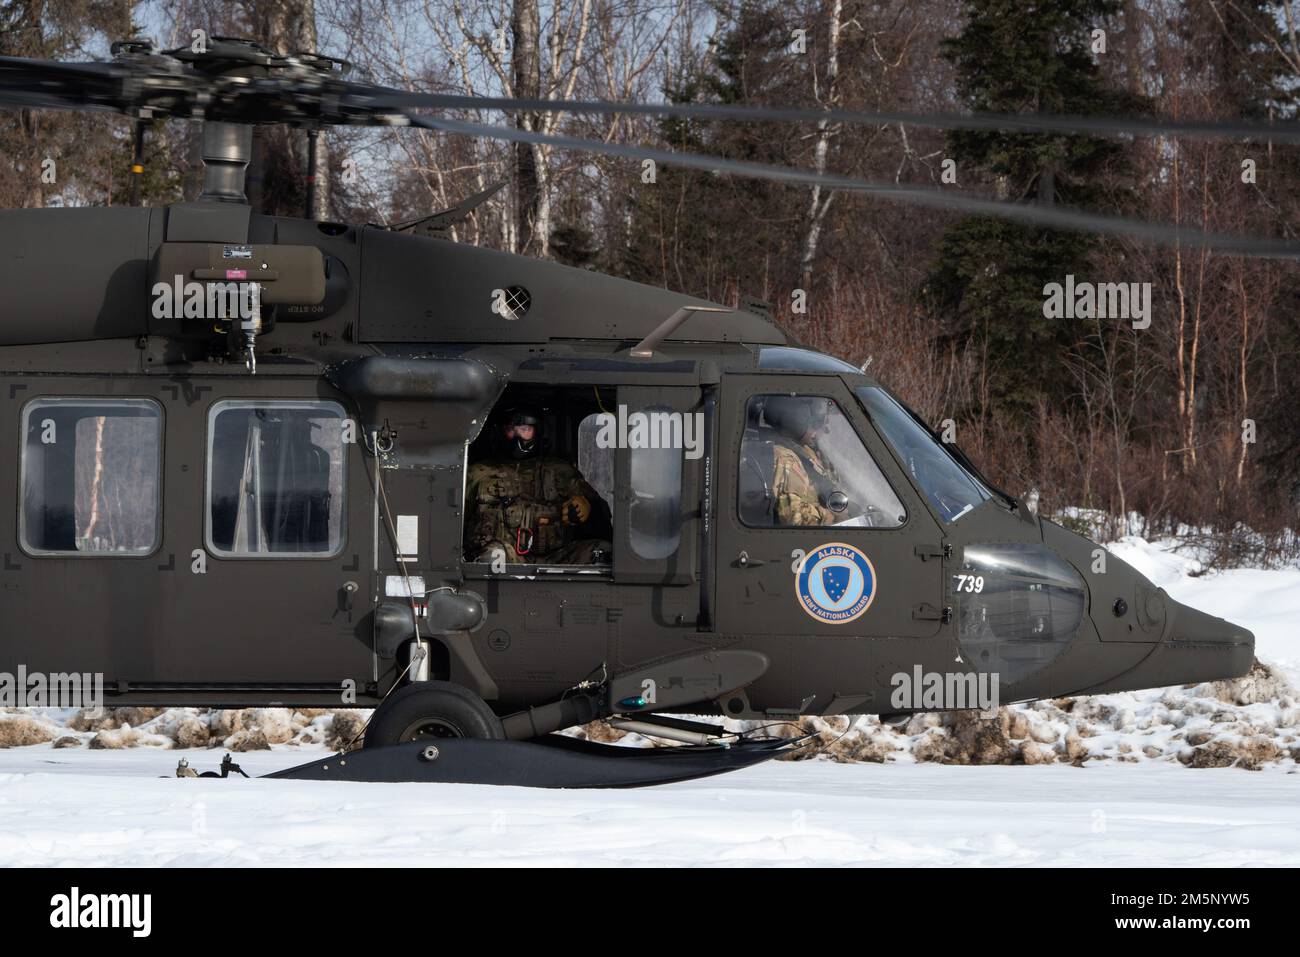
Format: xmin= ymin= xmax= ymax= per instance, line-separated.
xmin=1030 ymin=723 xmax=1058 ymax=744
xmin=1187 ymin=736 xmax=1280 ymax=771
xmin=939 ymin=709 xmax=1017 ymax=765
xmin=0 ymin=717 xmax=57 ymax=748
xmin=174 ymin=717 xmax=209 ymax=750
xmin=52 ymin=735 xmax=82 ymax=749
xmin=823 ymin=732 xmax=896 ymax=764
xmin=209 ymin=710 xmax=243 ymax=740
xmin=1238 ymin=736 xmax=1281 ymax=770
xmin=1187 ymin=742 xmax=1239 ymax=769
xmin=1142 ymin=745 xmax=1162 ymax=759
xmin=1008 ymin=711 xmax=1030 ymax=740
xmin=89 ymin=726 xmax=140 ymax=749
xmin=224 ymin=729 xmax=269 ymax=752
xmin=1186 ymin=729 xmax=1214 ymax=746
xmin=1160 ymin=690 xmax=1188 ymax=710
xmin=575 ymin=719 xmax=631 ymax=744
xmin=1021 ymin=740 xmax=1055 ymax=765
xmin=250 ymin=708 xmax=295 ymax=745
xmin=67 ymin=708 xmax=119 ymax=733
xmin=1064 ymin=730 xmax=1088 ymax=763
xmin=904 ymin=713 xmax=940 ymax=736
xmin=115 ymin=707 xmax=164 ymax=728
xmin=912 ymin=729 xmax=947 ymax=763
xmin=326 ymin=710 xmax=370 ymax=751
xmin=1203 ymin=659 xmax=1297 ymax=707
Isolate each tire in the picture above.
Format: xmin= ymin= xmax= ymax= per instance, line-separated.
xmin=363 ymin=681 xmax=505 ymax=748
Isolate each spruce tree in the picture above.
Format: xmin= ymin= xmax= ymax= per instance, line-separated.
xmin=924 ymin=0 xmax=1144 ymax=421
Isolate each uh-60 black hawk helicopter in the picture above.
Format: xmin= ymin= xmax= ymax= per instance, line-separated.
xmin=0 ymin=37 xmax=1265 ymax=788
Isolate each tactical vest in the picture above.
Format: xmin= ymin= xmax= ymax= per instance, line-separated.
xmin=467 ymin=457 xmax=577 ymax=558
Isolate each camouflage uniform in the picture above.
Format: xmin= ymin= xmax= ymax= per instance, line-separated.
xmin=465 ymin=455 xmax=610 ymax=563
xmin=771 ymin=439 xmax=838 ymax=526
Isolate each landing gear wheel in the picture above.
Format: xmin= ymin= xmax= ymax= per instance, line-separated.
xmin=363 ymin=681 xmax=505 ymax=748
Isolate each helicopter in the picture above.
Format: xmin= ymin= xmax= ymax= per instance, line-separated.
xmin=0 ymin=37 xmax=1260 ymax=787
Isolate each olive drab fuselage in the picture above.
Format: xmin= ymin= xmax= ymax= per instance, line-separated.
xmin=0 ymin=200 xmax=1255 ymax=721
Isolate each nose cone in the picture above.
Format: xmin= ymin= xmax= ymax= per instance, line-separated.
xmin=1037 ymin=521 xmax=1256 ymax=692
xmin=1166 ymin=599 xmax=1255 ymax=678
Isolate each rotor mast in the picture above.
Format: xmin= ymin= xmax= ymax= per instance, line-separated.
xmin=198 ymin=121 xmax=253 ymax=205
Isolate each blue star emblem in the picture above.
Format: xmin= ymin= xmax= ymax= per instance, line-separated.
xmin=822 ymin=564 xmax=850 ymax=602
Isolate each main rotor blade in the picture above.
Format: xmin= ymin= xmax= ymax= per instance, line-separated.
xmin=409 ymin=114 xmax=1300 ymax=259
xmin=1 ymin=48 xmax=1294 ymax=256
xmin=380 ymin=87 xmax=1300 ymax=146
xmin=5 ymin=49 xmax=1295 ymax=146
xmin=0 ymin=54 xmax=128 ymax=113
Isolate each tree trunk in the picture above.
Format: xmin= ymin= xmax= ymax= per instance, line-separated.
xmin=245 ymin=0 xmax=323 ymax=216
xmin=799 ymin=0 xmax=841 ymax=289
xmin=511 ymin=0 xmax=548 ymax=256
xmin=297 ymin=1 xmax=330 ymax=220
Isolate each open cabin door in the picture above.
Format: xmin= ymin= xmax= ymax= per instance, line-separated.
xmin=611 ymin=384 xmax=701 ymax=590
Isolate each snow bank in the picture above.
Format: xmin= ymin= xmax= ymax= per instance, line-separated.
xmin=0 ymin=706 xmax=367 ymax=753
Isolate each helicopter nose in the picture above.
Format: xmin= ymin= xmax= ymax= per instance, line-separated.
xmin=1166 ymin=599 xmax=1255 ymax=665
xmin=1077 ymin=594 xmax=1255 ymax=695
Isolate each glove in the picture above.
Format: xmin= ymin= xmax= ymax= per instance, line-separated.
xmin=562 ymin=495 xmax=591 ymax=525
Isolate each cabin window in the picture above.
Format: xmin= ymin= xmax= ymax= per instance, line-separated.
xmin=206 ymin=400 xmax=346 ymax=557
xmin=624 ymin=406 xmax=685 ymax=560
xmin=19 ymin=397 xmax=163 ymax=556
xmin=576 ymin=413 xmax=615 ymax=514
xmin=738 ymin=394 xmax=905 ymax=528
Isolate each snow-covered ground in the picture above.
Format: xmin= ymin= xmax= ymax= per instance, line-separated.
xmin=0 ymin=748 xmax=1295 ymax=866
xmin=0 ymin=534 xmax=1296 ymax=867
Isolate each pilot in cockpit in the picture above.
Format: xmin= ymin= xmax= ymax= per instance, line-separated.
xmin=762 ymin=396 xmax=841 ymax=526
xmin=740 ymin=394 xmax=907 ymax=529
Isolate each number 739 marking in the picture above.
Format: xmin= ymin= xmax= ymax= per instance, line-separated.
xmin=955 ymin=574 xmax=985 ymax=594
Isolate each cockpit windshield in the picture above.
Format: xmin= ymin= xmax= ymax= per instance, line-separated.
xmin=855 ymin=386 xmax=992 ymax=523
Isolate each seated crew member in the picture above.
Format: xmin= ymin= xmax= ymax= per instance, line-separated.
xmin=763 ymin=396 xmax=842 ymax=526
xmin=465 ymin=406 xmax=612 ymax=564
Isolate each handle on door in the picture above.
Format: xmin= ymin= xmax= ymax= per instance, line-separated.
xmin=733 ymin=550 xmax=766 ymax=568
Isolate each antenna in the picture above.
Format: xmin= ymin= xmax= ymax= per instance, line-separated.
xmin=630 ymin=305 xmax=731 ymax=359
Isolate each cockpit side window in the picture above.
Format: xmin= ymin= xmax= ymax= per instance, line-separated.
xmin=738 ymin=394 xmax=905 ymax=528
xmin=855 ymin=386 xmax=991 ymax=523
